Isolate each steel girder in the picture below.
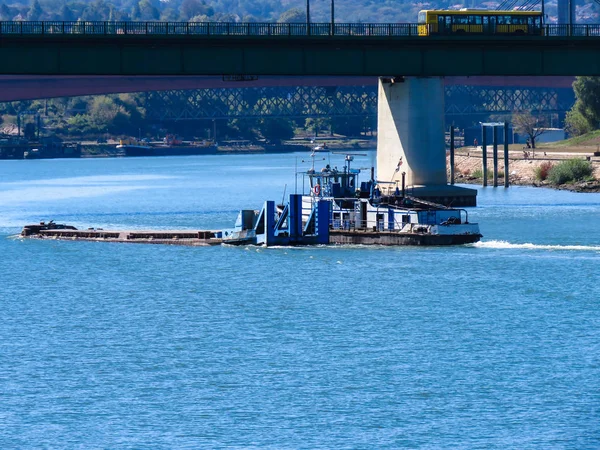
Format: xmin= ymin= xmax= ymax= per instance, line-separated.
xmin=445 ymin=85 xmax=576 ymax=115
xmin=144 ymin=86 xmax=377 ymax=121
xmin=143 ymin=85 xmax=575 ymax=121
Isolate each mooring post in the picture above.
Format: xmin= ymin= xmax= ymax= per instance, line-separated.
xmin=481 ymin=125 xmax=487 ymax=187
xmin=289 ymin=194 xmax=303 ymax=240
xmin=504 ymin=122 xmax=510 ymax=188
xmin=317 ymin=200 xmax=330 ymax=244
xmin=493 ymin=126 xmax=499 ymax=187
xmin=450 ymin=126 xmax=455 ymax=185
xmin=265 ymin=201 xmax=275 ymax=246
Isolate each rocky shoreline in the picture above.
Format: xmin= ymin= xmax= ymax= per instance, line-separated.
xmin=449 ymin=150 xmax=600 ymax=193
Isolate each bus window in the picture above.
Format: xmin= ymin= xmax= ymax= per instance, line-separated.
xmin=418 ymin=11 xmax=426 ymax=23
xmin=438 ymin=15 xmax=446 ymax=33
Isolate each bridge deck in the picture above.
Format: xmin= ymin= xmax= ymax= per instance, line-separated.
xmin=2 ymin=21 xmax=600 ymax=76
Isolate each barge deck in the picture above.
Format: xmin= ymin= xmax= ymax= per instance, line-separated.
xmin=21 ymin=223 xmax=222 ymax=246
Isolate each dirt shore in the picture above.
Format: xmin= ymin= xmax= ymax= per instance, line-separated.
xmin=449 ymin=146 xmax=600 ymax=192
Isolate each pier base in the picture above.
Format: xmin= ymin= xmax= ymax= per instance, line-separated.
xmin=376 ymin=77 xmax=477 ymax=206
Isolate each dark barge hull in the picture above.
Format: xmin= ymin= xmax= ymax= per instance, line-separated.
xmin=22 ymin=227 xmax=481 ymax=247
xmin=329 ymin=230 xmax=482 ymax=246
xmin=21 ymin=227 xmax=222 ymax=246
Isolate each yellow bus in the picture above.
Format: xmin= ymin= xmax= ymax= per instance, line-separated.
xmin=418 ymin=10 xmax=543 ymax=36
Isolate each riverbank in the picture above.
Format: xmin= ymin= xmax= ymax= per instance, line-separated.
xmin=449 ymin=145 xmax=600 ymax=193
xmin=79 ymin=137 xmax=376 ymax=157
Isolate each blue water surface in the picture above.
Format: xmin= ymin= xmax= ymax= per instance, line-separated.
xmin=1 ymin=153 xmax=599 ymax=448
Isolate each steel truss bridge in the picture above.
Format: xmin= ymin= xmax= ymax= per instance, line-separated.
xmin=143 ymin=84 xmax=575 ymax=125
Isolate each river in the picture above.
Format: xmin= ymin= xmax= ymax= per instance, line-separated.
xmin=1 ymin=152 xmax=599 ymax=448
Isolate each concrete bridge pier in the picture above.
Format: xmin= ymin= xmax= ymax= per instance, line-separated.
xmin=376 ymin=77 xmax=477 ymax=207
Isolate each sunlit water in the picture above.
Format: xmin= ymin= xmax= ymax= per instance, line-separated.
xmin=1 ymin=153 xmax=599 ymax=448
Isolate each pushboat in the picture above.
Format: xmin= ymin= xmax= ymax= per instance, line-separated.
xmin=295 ymin=151 xmax=482 ymax=246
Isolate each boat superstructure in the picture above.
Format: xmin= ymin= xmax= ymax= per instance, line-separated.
xmin=297 ymin=151 xmax=482 ymax=245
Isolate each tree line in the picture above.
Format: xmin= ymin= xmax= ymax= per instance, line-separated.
xmin=0 ymin=92 xmax=375 ymax=142
xmin=0 ymin=0 xmax=478 ymax=25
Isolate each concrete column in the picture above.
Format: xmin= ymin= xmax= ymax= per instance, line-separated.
xmin=376 ymin=77 xmax=446 ymax=188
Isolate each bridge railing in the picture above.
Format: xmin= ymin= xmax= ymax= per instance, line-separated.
xmin=1 ymin=21 xmax=600 ymax=37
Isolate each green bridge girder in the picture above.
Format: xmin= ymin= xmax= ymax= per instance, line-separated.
xmin=2 ymin=21 xmax=600 ymax=76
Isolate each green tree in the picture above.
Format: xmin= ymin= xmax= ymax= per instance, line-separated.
xmin=88 ymin=97 xmax=120 ymax=130
xmin=512 ymin=111 xmax=547 ymax=149
xmin=160 ymin=7 xmax=179 ymax=21
xmin=131 ymin=3 xmax=141 ymax=20
xmin=277 ymin=8 xmax=305 ymax=23
xmin=572 ymin=76 xmax=600 ymax=129
xmin=27 ymin=0 xmax=43 ymax=20
xmin=564 ymin=108 xmax=593 ymax=137
xmin=180 ymin=0 xmax=206 ymax=20
xmin=305 ymin=117 xmax=330 ymax=137
xmin=189 ymin=14 xmax=210 ymax=22
xmin=0 ymin=3 xmax=12 ymax=20
xmin=138 ymin=0 xmax=159 ymax=20
xmin=81 ymin=0 xmax=111 ymax=21
xmin=258 ymin=118 xmax=294 ymax=143
xmin=230 ymin=118 xmax=257 ymax=140
xmin=59 ymin=4 xmax=75 ymax=21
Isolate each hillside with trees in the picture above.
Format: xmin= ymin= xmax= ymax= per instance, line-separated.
xmin=0 ymin=0 xmax=596 ymax=25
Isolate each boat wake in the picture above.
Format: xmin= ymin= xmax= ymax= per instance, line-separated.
xmin=473 ymin=240 xmax=600 ymax=252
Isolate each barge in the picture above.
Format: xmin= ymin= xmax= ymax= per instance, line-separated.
xmin=21 ymin=153 xmax=481 ymax=247
xmin=21 ymin=221 xmax=222 ymax=246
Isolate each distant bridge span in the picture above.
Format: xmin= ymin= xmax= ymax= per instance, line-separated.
xmin=0 ymin=75 xmax=575 ymax=102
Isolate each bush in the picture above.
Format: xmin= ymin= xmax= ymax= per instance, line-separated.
xmin=547 ymin=159 xmax=594 ymax=185
xmin=534 ymin=161 xmax=554 ymax=181
xmin=564 ymin=107 xmax=593 ymax=137
xmin=472 ymin=168 xmax=505 ymax=179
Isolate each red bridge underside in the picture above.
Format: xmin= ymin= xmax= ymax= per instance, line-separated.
xmin=0 ymin=75 xmax=575 ymax=102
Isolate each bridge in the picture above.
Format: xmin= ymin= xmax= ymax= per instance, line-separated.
xmin=1 ymin=21 xmax=600 ymax=76
xmin=1 ymin=21 xmax=587 ymax=206
xmin=0 ymin=75 xmax=574 ymax=136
